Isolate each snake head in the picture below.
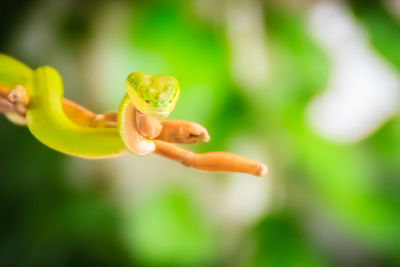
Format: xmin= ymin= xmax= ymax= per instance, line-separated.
xmin=126 ymin=72 xmax=180 ymax=120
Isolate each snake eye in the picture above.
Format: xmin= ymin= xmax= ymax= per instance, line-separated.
xmin=145 ymin=100 xmax=150 ymax=104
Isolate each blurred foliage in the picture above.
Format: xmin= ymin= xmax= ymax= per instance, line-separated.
xmin=122 ymin=187 xmax=218 ymax=265
xmin=351 ymin=0 xmax=400 ymax=70
xmin=1 ymin=0 xmax=400 ymax=266
xmin=249 ymin=213 xmax=325 ymax=267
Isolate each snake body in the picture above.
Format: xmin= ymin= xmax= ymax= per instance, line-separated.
xmin=0 ymin=54 xmax=180 ymax=159
xmin=28 ymin=66 xmax=126 ymax=158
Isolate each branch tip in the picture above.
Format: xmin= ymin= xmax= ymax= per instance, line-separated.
xmin=8 ymin=86 xmax=29 ymax=105
xmin=8 ymin=90 xmax=20 ymax=104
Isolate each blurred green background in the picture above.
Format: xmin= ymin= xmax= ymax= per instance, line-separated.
xmin=1 ymin=0 xmax=400 ymax=266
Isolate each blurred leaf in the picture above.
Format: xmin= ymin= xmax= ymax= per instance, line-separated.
xmin=351 ymin=0 xmax=400 ymax=70
xmin=248 ymin=213 xmax=325 ymax=267
xmin=122 ymin=187 xmax=217 ymax=265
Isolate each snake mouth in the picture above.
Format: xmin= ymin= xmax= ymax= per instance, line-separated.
xmin=140 ymin=108 xmax=169 ymax=119
xmin=155 ymin=109 xmax=169 ymax=115
xmin=154 ymin=109 xmax=169 ymax=119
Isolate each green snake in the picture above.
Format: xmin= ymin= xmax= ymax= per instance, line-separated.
xmin=0 ymin=53 xmax=179 ymax=158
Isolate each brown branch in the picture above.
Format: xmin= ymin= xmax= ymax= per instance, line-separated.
xmin=0 ymin=98 xmax=14 ymax=113
xmin=153 ymin=140 xmax=267 ymax=176
xmin=0 ymin=86 xmax=267 ymax=176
